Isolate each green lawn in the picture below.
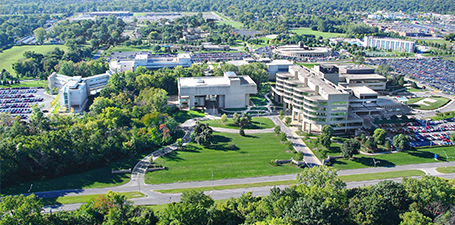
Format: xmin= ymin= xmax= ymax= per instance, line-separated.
xmin=407 ymin=87 xmax=423 ymax=92
xmin=0 ymin=45 xmax=68 ymax=75
xmin=203 ymin=117 xmax=275 ymax=130
xmin=171 ymin=110 xmax=205 ymax=123
xmin=407 ymin=96 xmax=450 ymax=110
xmin=303 ymin=138 xmax=343 ymax=160
xmin=430 ymin=111 xmax=455 ymax=121
xmin=288 ymin=28 xmax=345 ymax=38
xmin=296 ymin=63 xmax=320 ymax=69
xmin=155 ymin=180 xmax=297 ymax=194
xmin=332 ymin=146 xmax=455 ymax=170
xmin=0 ymin=80 xmax=46 ymax=88
xmin=250 ymin=95 xmax=268 ymax=106
xmin=3 ymin=153 xmax=150 ymax=195
xmin=436 ymin=166 xmax=455 ymax=174
xmin=144 ymin=132 xmax=299 ymax=184
xmin=212 ymin=11 xmax=230 ymax=21
xmin=339 ymin=170 xmax=424 ymax=182
xmin=446 ymin=57 xmax=455 ymax=62
xmin=216 ymin=21 xmax=244 ymax=29
xmin=42 ymin=191 xmax=145 ymax=206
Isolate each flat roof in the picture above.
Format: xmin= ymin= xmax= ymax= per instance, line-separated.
xmin=179 ymin=75 xmax=256 ymax=88
xmin=341 ymin=74 xmax=386 ymax=80
xmin=291 ymin=65 xmax=347 ymax=95
xmin=350 ymin=86 xmax=378 ymax=95
xmin=267 ymin=60 xmax=294 ymax=65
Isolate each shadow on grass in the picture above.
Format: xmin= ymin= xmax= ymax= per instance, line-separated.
xmin=408 ymin=150 xmax=445 ymax=160
xmin=162 ymin=150 xmax=187 ymax=162
xmin=3 ymin=153 xmax=148 ymax=196
xmin=212 ymin=135 xmax=232 ymax=143
xmin=332 ymin=156 xmax=396 ymax=168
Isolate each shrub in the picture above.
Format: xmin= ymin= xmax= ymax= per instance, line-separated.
xmin=280 ymin=132 xmax=287 ymax=142
xmin=274 ymin=126 xmax=281 ymax=134
xmin=285 ymin=117 xmax=291 ymax=126
xmin=220 ymin=113 xmax=228 ymax=123
xmin=279 ymin=110 xmax=284 ymax=116
xmin=227 ymin=143 xmax=237 ymax=150
xmin=294 ymin=151 xmax=304 ymax=161
xmin=239 ymin=127 xmax=245 ymax=136
xmin=269 ymin=160 xmax=278 ymax=167
xmin=285 ymin=140 xmax=294 ymax=151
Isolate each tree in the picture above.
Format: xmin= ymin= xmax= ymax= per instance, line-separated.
xmin=33 ymin=27 xmax=46 ymax=44
xmin=280 ymin=132 xmax=287 ymax=142
xmin=341 ymin=138 xmax=360 ymax=159
xmin=239 ymin=127 xmax=245 ymax=136
xmin=317 ymin=125 xmax=334 ymax=149
xmin=0 ymin=194 xmax=43 ymax=224
xmin=191 ymin=122 xmax=213 ymax=146
xmin=297 ymin=166 xmax=346 ymax=190
xmin=393 ymin=134 xmax=410 ymax=150
xmin=274 ymin=126 xmax=281 ymax=134
xmin=135 ymin=87 xmax=168 ymax=113
xmin=399 ymin=211 xmax=433 ymax=225
xmin=373 ymin=128 xmax=387 ymax=145
xmin=385 ymin=141 xmax=391 ymax=151
xmin=284 ymin=197 xmax=339 ymax=225
xmin=410 ymin=82 xmax=418 ymax=89
xmin=221 ymin=113 xmax=228 ymax=123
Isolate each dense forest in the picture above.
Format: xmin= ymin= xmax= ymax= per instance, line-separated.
xmin=0 ymin=0 xmax=454 ymax=15
xmin=2 ymin=166 xmax=455 ymax=224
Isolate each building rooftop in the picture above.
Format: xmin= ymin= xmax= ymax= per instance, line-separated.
xmin=350 ymin=86 xmax=378 ymax=95
xmin=267 ymin=60 xmax=294 ymax=65
xmin=341 ymin=74 xmax=387 ymax=80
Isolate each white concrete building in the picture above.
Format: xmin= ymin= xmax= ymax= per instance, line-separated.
xmin=364 ymin=36 xmax=416 ymax=53
xmin=48 ymin=71 xmax=112 ymax=111
xmin=178 ymin=72 xmax=257 ymax=109
xmin=273 ymin=42 xmax=332 ymax=58
xmin=109 ymin=53 xmax=193 ymax=73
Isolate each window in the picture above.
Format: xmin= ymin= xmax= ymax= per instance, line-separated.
xmin=332 ymin=101 xmax=348 ymax=105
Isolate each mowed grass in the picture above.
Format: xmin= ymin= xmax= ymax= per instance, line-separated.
xmin=288 ymin=28 xmax=345 ymax=38
xmin=155 ymin=180 xmax=297 ymax=194
xmin=144 ymin=132 xmax=298 ymax=184
xmin=202 ymin=117 xmax=275 ymax=130
xmin=407 ymin=96 xmax=450 ymax=110
xmin=446 ymin=57 xmax=455 ymax=62
xmin=0 ymin=45 xmax=68 ymax=75
xmin=0 ymin=80 xmax=46 ymax=88
xmin=216 ymin=21 xmax=244 ymax=29
xmin=296 ymin=63 xmax=320 ymax=69
xmin=436 ymin=166 xmax=455 ymax=174
xmin=104 ymin=45 xmax=156 ymax=55
xmin=3 ymin=153 xmax=149 ymax=195
xmin=250 ymin=95 xmax=268 ymax=106
xmin=42 ymin=191 xmax=145 ymax=206
xmin=332 ymin=146 xmax=455 ymax=170
xmin=339 ymin=170 xmax=424 ymax=182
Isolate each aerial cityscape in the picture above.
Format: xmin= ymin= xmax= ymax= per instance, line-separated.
xmin=1 ymin=0 xmax=455 ymax=224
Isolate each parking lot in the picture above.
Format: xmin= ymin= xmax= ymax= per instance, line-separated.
xmin=0 ymin=87 xmax=54 ymax=119
xmin=369 ymin=58 xmax=455 ymax=94
xmin=410 ymin=118 xmax=455 ymax=147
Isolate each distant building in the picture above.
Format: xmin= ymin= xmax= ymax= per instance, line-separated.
xmin=109 ymin=53 xmax=193 ymax=73
xmin=202 ymin=45 xmax=230 ymax=51
xmin=273 ymin=42 xmax=332 ymax=58
xmin=178 ymin=72 xmax=257 ymax=109
xmin=84 ymin=11 xmax=132 ymax=17
xmin=364 ymin=36 xmax=416 ymax=53
xmin=48 ymin=71 xmax=112 ymax=111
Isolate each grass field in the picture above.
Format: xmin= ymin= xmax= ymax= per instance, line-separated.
xmin=446 ymin=57 xmax=455 ymax=62
xmin=212 ymin=11 xmax=230 ymax=21
xmin=0 ymin=45 xmax=68 ymax=75
xmin=296 ymin=63 xmax=320 ymax=69
xmin=216 ymin=21 xmax=244 ymax=29
xmin=42 ymin=191 xmax=145 ymax=206
xmin=250 ymin=95 xmax=268 ymax=106
xmin=144 ymin=132 xmax=299 ymax=184
xmin=407 ymin=96 xmax=450 ymax=110
xmin=332 ymin=146 xmax=455 ymax=170
xmin=103 ymin=45 xmax=156 ymax=56
xmin=430 ymin=111 xmax=455 ymax=121
xmin=288 ymin=28 xmax=345 ymax=38
xmin=202 ymin=117 xmax=275 ymax=130
xmin=0 ymin=80 xmax=46 ymax=88
xmin=407 ymin=87 xmax=423 ymax=92
xmin=338 ymin=170 xmax=424 ymax=182
xmin=3 ymin=153 xmax=150 ymax=195
xmin=436 ymin=166 xmax=455 ymax=173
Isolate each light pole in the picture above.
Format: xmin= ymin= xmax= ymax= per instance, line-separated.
xmin=211 ymin=169 xmax=214 ymax=190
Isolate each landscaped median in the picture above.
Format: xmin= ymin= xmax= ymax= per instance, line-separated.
xmin=202 ymin=117 xmax=275 ymax=129
xmin=42 ymin=191 xmax=145 ymax=206
xmin=152 ymin=170 xmax=425 ymax=194
xmin=407 ymin=96 xmax=450 ymax=110
xmin=436 ymin=166 xmax=455 ymax=173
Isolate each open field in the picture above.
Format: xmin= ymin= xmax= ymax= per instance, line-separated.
xmin=216 ymin=21 xmax=244 ymax=29
xmin=0 ymin=80 xmax=46 ymax=88
xmin=104 ymin=45 xmax=156 ymax=55
xmin=332 ymin=146 xmax=455 ymax=170
xmin=288 ymin=28 xmax=345 ymax=38
xmin=4 ymin=153 xmax=150 ymax=195
xmin=338 ymin=170 xmax=424 ymax=182
xmin=436 ymin=166 xmax=455 ymax=173
xmin=212 ymin=11 xmax=230 ymax=21
xmin=203 ymin=117 xmax=275 ymax=130
xmin=0 ymin=45 xmax=68 ymax=75
xmin=155 ymin=170 xmax=425 ymax=194
xmin=42 ymin=191 xmax=145 ymax=206
xmin=407 ymin=96 xmax=450 ymax=110
xmin=144 ymin=132 xmax=298 ymax=184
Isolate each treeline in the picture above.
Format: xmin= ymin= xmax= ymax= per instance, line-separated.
xmin=48 ymin=15 xmax=127 ymax=49
xmin=0 ymin=14 xmax=56 ymax=48
xmin=3 ymin=166 xmax=455 ymax=224
xmin=1 ymin=0 xmax=454 ymax=15
xmin=12 ymin=47 xmax=105 ymax=79
xmin=0 ymin=68 xmax=182 ymax=187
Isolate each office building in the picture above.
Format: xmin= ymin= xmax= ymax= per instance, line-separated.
xmin=364 ymin=36 xmax=416 ymax=53
xmin=178 ymin=72 xmax=257 ymax=109
xmin=109 ymin=53 xmax=193 ymax=73
xmin=273 ymin=42 xmax=332 ymax=58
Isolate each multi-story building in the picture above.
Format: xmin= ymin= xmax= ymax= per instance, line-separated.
xmin=273 ymin=42 xmax=332 ymax=58
xmin=48 ymin=71 xmax=112 ymax=111
xmin=271 ymin=64 xmax=396 ymax=135
xmin=109 ymin=53 xmax=193 ymax=73
xmin=364 ymin=36 xmax=416 ymax=53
